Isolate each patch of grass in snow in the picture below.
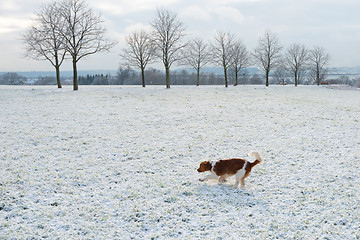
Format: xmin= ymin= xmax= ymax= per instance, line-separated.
xmin=1 ymin=86 xmax=359 ymax=239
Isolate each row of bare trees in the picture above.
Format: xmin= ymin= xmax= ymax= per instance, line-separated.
xmin=122 ymin=8 xmax=330 ymax=88
xmin=253 ymin=31 xmax=330 ymax=87
xmin=284 ymin=44 xmax=330 ymax=86
xmin=23 ymin=0 xmax=115 ymax=90
xmin=24 ymin=1 xmax=329 ymax=90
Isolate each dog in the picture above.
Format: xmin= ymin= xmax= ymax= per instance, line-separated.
xmin=197 ymin=152 xmax=263 ymax=188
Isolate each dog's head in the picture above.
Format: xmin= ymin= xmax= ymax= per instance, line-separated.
xmin=197 ymin=161 xmax=211 ymax=172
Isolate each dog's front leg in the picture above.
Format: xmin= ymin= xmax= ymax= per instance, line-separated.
xmin=218 ymin=176 xmax=228 ymax=183
xmin=234 ymin=178 xmax=240 ymax=187
xmin=199 ymin=172 xmax=218 ymax=182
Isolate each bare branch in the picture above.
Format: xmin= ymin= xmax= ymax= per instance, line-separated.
xmin=150 ymin=8 xmax=186 ymax=88
xmin=284 ymin=43 xmax=308 ymax=86
xmin=22 ymin=1 xmax=67 ymax=88
xmin=121 ymin=29 xmax=156 ymax=87
xmin=232 ymin=39 xmax=251 ymax=86
xmin=253 ymin=30 xmax=283 ymax=86
xmin=180 ymin=38 xmax=211 ymax=86
xmin=57 ymin=0 xmax=116 ymax=90
xmin=308 ymin=46 xmax=330 ymax=85
xmin=210 ymin=30 xmax=236 ymax=87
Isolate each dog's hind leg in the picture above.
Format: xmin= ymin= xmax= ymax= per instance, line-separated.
xmin=234 ymin=177 xmax=240 ymax=187
xmin=234 ymin=169 xmax=246 ymax=188
xmin=240 ymin=178 xmax=245 ymax=188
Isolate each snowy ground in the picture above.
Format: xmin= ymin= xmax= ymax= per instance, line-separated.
xmin=0 ymin=85 xmax=359 ymax=239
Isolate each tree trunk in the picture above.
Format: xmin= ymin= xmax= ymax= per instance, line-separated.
xmin=54 ymin=54 xmax=62 ymax=88
xmin=224 ymin=68 xmax=228 ymax=88
xmin=196 ymin=68 xmax=200 ymax=86
xmin=165 ymin=67 xmax=170 ymax=89
xmin=141 ymin=67 xmax=145 ymax=87
xmin=55 ymin=66 xmax=62 ymax=88
xmin=72 ymin=58 xmax=78 ymax=91
xmin=316 ymin=67 xmax=320 ymax=85
xmin=234 ymin=67 xmax=238 ymax=86
xmin=265 ymin=69 xmax=269 ymax=87
xmin=295 ymin=70 xmax=298 ymax=87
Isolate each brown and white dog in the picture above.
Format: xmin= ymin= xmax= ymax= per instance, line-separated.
xmin=197 ymin=152 xmax=263 ymax=188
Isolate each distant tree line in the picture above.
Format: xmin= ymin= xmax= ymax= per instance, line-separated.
xmin=0 ymin=67 xmax=360 ymax=88
xmin=2 ymin=69 xmax=360 ymax=87
xmin=20 ymin=1 xmax=359 ymax=89
xmin=0 ymin=73 xmax=26 ymax=85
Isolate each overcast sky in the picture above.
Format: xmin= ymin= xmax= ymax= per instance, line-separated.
xmin=1 ymin=0 xmax=360 ymax=72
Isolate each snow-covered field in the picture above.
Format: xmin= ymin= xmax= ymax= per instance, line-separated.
xmin=0 ymin=85 xmax=359 ymax=239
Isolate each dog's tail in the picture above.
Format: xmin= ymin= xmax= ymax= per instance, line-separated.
xmin=248 ymin=152 xmax=263 ymax=165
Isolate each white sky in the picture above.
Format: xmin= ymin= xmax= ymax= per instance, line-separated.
xmin=1 ymin=0 xmax=360 ymax=71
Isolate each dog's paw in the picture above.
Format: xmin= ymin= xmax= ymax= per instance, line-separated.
xmin=218 ymin=178 xmax=227 ymax=183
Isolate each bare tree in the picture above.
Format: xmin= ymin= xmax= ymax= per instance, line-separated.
xmin=232 ymin=40 xmax=251 ymax=86
xmin=211 ymin=30 xmax=236 ymax=87
xmin=23 ymin=1 xmax=66 ymax=88
xmin=308 ymin=46 xmax=330 ymax=85
xmin=284 ymin=44 xmax=308 ymax=86
xmin=121 ymin=30 xmax=156 ymax=87
xmin=181 ymin=38 xmax=211 ymax=86
xmin=150 ymin=8 xmax=186 ymax=89
xmin=58 ymin=0 xmax=115 ymax=90
xmin=253 ymin=30 xmax=282 ymax=86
